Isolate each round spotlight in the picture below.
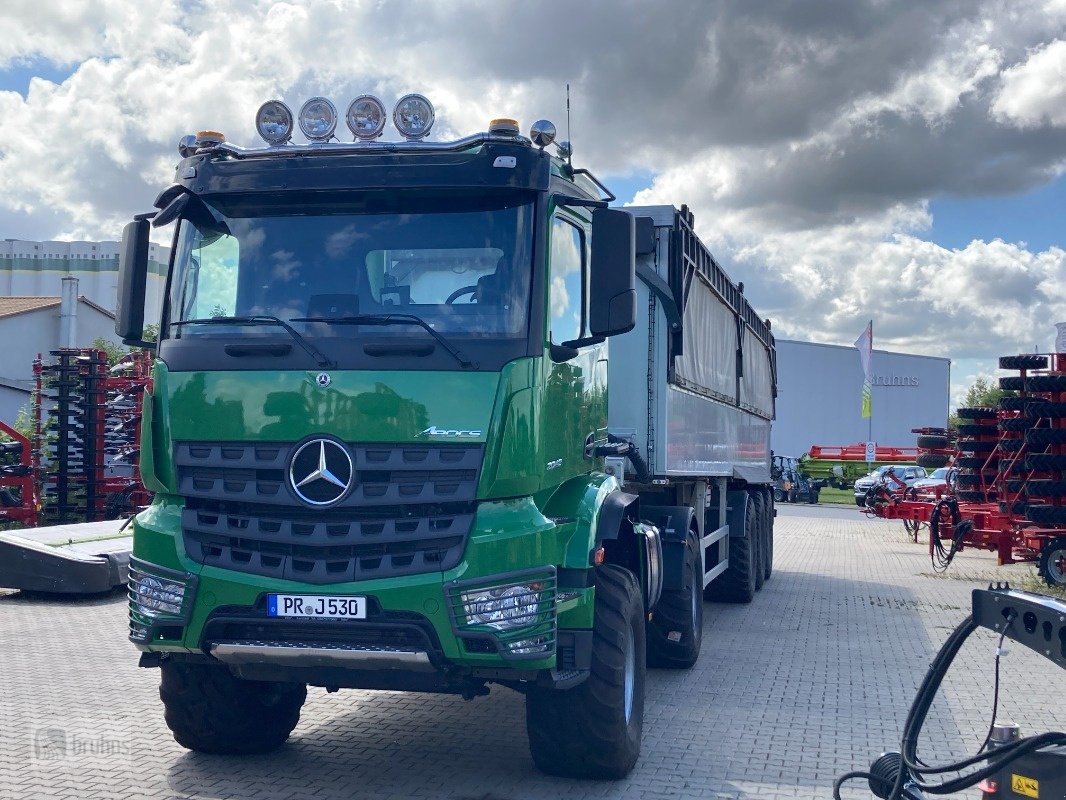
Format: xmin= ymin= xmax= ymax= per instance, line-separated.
xmin=346 ymin=95 xmax=387 ymax=141
xmin=298 ymin=97 xmax=338 ymax=142
xmin=393 ymin=94 xmax=435 ymax=140
xmin=529 ymin=119 xmax=556 ymax=148
xmin=255 ymin=100 xmax=294 ymax=145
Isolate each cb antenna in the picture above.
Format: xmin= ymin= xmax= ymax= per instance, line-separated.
xmin=565 ymin=82 xmax=573 ymax=167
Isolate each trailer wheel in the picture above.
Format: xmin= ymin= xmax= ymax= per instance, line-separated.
xmin=646 ymin=530 xmax=703 ymax=669
xmin=1038 ymin=538 xmax=1066 ymax=587
xmin=751 ymin=492 xmax=765 ymax=591
xmin=159 ymin=661 xmax=305 ymax=754
xmin=526 ymin=564 xmax=644 ymax=778
xmin=704 ymin=496 xmax=756 ymax=604
xmin=762 ymin=489 xmax=775 ymax=582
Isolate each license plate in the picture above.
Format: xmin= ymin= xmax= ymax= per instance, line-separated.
xmin=267 ymin=594 xmax=367 ymax=619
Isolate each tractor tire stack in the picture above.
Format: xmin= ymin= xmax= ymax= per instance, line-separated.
xmin=954 ymin=407 xmax=999 ymax=503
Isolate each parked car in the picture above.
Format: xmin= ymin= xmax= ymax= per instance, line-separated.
xmin=854 ymin=464 xmax=927 ymax=506
xmin=911 ymin=467 xmax=957 ymax=494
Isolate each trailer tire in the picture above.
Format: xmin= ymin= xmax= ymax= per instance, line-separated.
xmin=999 ymin=354 xmax=1049 ymax=370
xmin=916 ymin=434 xmax=949 ymax=449
xmin=917 ymin=453 xmax=949 ymax=469
xmin=159 ymin=661 xmax=305 ymax=754
xmin=704 ymin=497 xmax=757 ymax=604
xmin=1026 ymin=505 xmax=1066 ymax=525
xmin=751 ymin=492 xmax=765 ymax=591
xmin=526 ymin=564 xmax=644 ymax=779
xmin=1026 ymin=374 xmax=1066 ymax=392
xmin=1026 ymin=453 xmax=1066 ymax=471
xmin=1038 ymin=538 xmax=1066 ymax=587
xmin=762 ymin=490 xmax=775 ymax=582
xmin=998 ymin=377 xmax=1025 ymax=391
xmin=646 ymin=530 xmax=703 ymax=669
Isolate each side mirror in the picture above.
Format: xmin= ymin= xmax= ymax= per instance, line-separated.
xmin=589 ymin=208 xmax=636 ymax=337
xmin=116 ymin=218 xmax=151 ymax=346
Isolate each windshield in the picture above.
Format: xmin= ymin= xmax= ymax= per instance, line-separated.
xmin=167 ymin=193 xmax=535 ymax=339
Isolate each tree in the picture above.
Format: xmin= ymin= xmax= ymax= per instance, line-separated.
xmin=949 ymin=376 xmax=1013 ymax=429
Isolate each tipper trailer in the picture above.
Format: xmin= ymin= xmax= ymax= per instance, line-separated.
xmin=117 ymin=95 xmax=777 ymax=778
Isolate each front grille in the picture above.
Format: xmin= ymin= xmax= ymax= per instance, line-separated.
xmin=177 ymin=441 xmax=483 ymax=583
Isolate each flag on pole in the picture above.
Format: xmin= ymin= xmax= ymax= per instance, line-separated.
xmin=854 ymin=321 xmax=873 ymax=418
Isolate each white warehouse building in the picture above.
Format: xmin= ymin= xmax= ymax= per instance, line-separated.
xmin=772 ymin=339 xmax=951 ymax=458
xmin=0 ymin=239 xmax=168 ymax=323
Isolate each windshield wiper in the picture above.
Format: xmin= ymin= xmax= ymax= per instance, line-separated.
xmin=171 ymin=315 xmax=334 ymax=368
xmin=292 ymin=314 xmax=478 ymax=369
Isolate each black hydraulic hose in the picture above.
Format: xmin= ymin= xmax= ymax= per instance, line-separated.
xmin=605 ymin=434 xmax=653 ymax=484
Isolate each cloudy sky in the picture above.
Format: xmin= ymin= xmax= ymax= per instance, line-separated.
xmin=1 ymin=0 xmax=1065 ymax=407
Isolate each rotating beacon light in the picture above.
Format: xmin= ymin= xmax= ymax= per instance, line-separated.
xmin=255 ymin=100 xmax=294 ymax=145
xmin=346 ymin=95 xmax=387 ymax=141
xmin=393 ymin=94 xmax=435 ymax=140
xmin=298 ymin=97 xmax=338 ymax=142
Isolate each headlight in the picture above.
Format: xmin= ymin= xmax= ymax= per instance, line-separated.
xmin=346 ymin=94 xmax=386 ymax=140
xmin=255 ymin=100 xmax=294 ymax=145
xmin=461 ymin=582 xmax=544 ymax=630
xmin=392 ymin=93 xmax=435 ymax=140
xmin=298 ymin=96 xmax=338 ymax=141
xmin=134 ymin=575 xmax=185 ymax=617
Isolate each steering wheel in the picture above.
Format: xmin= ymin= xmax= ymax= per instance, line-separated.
xmin=445 ymin=285 xmax=478 ymax=304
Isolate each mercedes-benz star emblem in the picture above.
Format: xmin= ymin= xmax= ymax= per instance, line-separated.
xmin=288 ymin=438 xmax=354 ymax=506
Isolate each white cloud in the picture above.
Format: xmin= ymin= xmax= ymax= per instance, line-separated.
xmin=0 ymin=0 xmax=1063 ymax=399
xmin=992 ymin=39 xmax=1066 ymax=127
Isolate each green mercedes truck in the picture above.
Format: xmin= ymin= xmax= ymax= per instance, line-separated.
xmin=117 ymin=94 xmax=777 ymax=779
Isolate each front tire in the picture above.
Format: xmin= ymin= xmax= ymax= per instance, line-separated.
xmin=526 ymin=565 xmax=645 ymax=779
xmin=160 ymin=661 xmax=306 ymax=754
xmin=647 ymin=530 xmax=703 ymax=669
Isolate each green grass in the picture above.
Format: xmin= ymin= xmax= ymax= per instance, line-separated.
xmin=817 ymin=486 xmax=857 ymax=506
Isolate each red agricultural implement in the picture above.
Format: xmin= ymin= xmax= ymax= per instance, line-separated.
xmin=863 ymin=352 xmax=1066 ymax=587
xmin=0 ymin=419 xmax=38 ymax=526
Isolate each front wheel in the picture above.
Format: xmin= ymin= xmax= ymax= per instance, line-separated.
xmin=160 ymin=661 xmax=306 ymax=754
xmin=526 ymin=564 xmax=645 ymax=779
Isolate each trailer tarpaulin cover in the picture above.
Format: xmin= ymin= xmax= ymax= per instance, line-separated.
xmin=671 ymin=270 xmax=737 ymax=404
xmin=741 ymin=327 xmax=774 ymax=418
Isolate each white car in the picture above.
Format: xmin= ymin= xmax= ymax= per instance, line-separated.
xmin=854 ymin=464 xmax=927 ymax=506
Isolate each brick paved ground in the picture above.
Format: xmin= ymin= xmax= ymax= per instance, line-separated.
xmin=0 ymin=507 xmax=1060 ymax=800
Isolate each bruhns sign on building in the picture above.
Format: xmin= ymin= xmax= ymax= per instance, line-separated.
xmin=871 ymin=374 xmax=921 ymax=387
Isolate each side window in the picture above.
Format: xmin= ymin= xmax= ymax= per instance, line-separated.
xmin=549 ymin=216 xmax=586 ymax=344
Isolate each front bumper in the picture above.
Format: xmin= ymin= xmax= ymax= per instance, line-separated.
xmin=129 ymin=496 xmax=594 ymax=676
